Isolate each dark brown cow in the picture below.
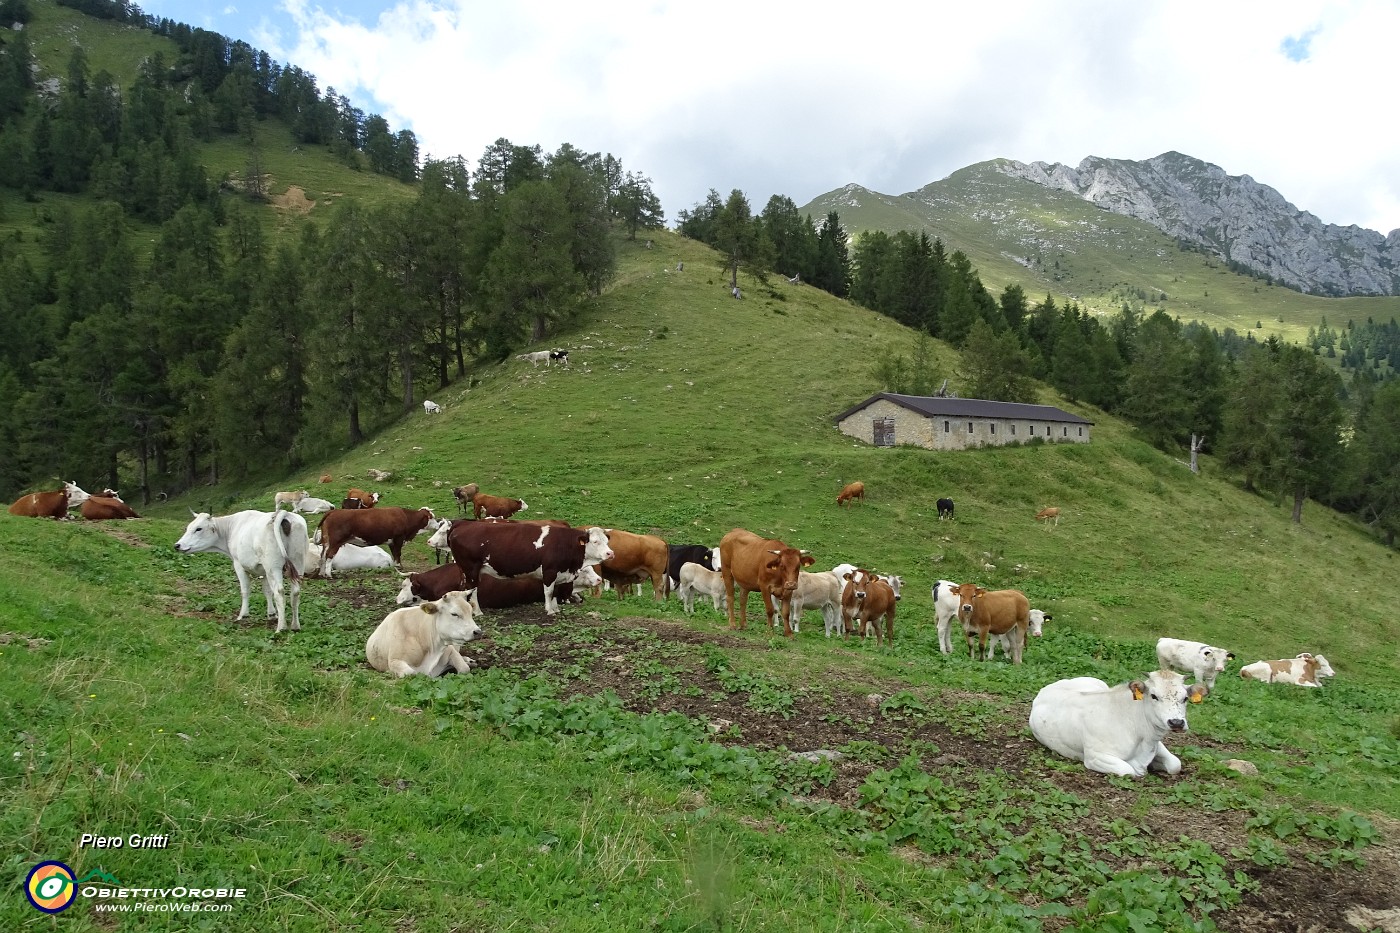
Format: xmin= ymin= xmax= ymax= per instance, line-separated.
xmin=447 ymin=522 xmax=613 ymax=615
xmin=718 ymin=528 xmax=814 ymax=637
xmin=7 ymin=490 xmax=68 ymax=519
xmin=396 ymin=562 xmax=601 ymax=610
xmin=599 ymin=529 xmax=670 ymax=599
xmin=471 ymin=491 xmax=528 ymax=520
xmin=954 ymin=584 xmax=1031 ymax=664
xmin=81 ymin=496 xmax=140 ymax=520
xmin=318 ymin=507 xmax=437 ymax=575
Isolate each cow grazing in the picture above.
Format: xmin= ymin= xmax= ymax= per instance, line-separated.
xmin=447 ymin=521 xmax=614 ymax=615
xmin=318 ymin=506 xmax=438 ymax=575
xmin=294 ymin=497 xmax=336 ymax=514
xmin=719 ymin=528 xmax=814 ymax=637
xmin=174 ymin=510 xmax=310 ymax=632
xmin=343 ymin=488 xmax=380 ymax=509
xmin=1029 ymin=670 xmax=1209 ymax=777
xmin=954 ymin=584 xmax=1031 ymax=663
xmin=1240 ymin=653 xmax=1332 ymax=687
xmin=452 ymin=483 xmax=480 ymax=513
xmin=666 ymin=544 xmax=719 ymax=595
xmin=9 ymin=489 xmax=70 ymax=519
xmin=849 ymin=575 xmax=897 ymax=647
xmin=274 ymin=490 xmax=309 ymax=511
xmin=549 ymin=350 xmax=569 ymax=366
xmin=786 ymin=570 xmax=844 ymax=637
xmin=677 ymin=562 xmax=728 ymax=614
xmin=314 ymin=542 xmax=394 ymax=576
xmin=423 ymin=399 xmax=442 ymax=414
xmin=937 ymin=498 xmax=955 ymax=520
xmin=80 ymin=496 xmax=140 ymax=520
xmin=365 ymin=591 xmax=481 ymax=678
xmin=1035 ymin=506 xmax=1061 ymax=527
xmin=932 ymin=579 xmax=963 ymax=655
xmin=516 ymin=350 xmax=552 ymax=367
xmin=1156 ymin=638 xmax=1235 ymax=690
xmin=836 ymin=481 xmax=865 ymax=506
xmin=600 ymin=529 xmax=670 ymax=600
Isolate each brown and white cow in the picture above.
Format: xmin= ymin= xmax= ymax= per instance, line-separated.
xmin=954 ymin=584 xmax=1032 ymax=663
xmin=395 ymin=561 xmax=600 ymax=609
xmin=317 ymin=506 xmax=438 ymax=574
xmin=447 ymin=521 xmax=613 ymax=615
xmin=718 ymin=528 xmax=814 ymax=637
xmin=599 ymin=529 xmax=670 ymax=600
xmin=8 ymin=489 xmax=69 ymax=519
xmin=80 ymin=496 xmax=140 ymax=520
xmin=836 ymin=481 xmax=865 ymax=506
xmin=470 ymin=490 xmax=528 ymax=520
xmin=342 ymin=488 xmax=380 ymax=509
xmin=848 ymin=574 xmax=897 ymax=647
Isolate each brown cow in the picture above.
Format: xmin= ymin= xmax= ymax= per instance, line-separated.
xmin=344 ymin=488 xmax=380 ymax=509
xmin=719 ymin=528 xmax=814 ymax=637
xmin=848 ymin=575 xmax=897 ymax=647
xmin=319 ymin=473 xmax=333 ymax=484
xmin=1034 ymin=506 xmax=1061 ymax=528
xmin=954 ymin=584 xmax=1031 ymax=663
xmin=471 ymin=491 xmax=528 ymax=520
xmin=836 ymin=481 xmax=865 ymax=506
xmin=839 ymin=568 xmax=876 ymax=634
xmin=8 ymin=490 xmax=68 ymax=519
xmin=396 ymin=562 xmax=601 ymax=609
xmin=318 ymin=507 xmax=437 ymax=575
xmin=446 ymin=521 xmax=613 ymax=615
xmin=81 ymin=496 xmax=140 ymax=520
xmin=599 ymin=529 xmax=670 ymax=600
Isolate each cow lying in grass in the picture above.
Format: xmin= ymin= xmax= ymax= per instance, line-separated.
xmin=365 ymin=591 xmax=481 ymax=678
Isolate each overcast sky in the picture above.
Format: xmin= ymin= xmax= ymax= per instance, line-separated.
xmin=136 ymin=0 xmax=1400 ymax=235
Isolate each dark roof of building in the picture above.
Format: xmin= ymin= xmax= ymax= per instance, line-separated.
xmin=834 ymin=393 xmax=1095 ymax=425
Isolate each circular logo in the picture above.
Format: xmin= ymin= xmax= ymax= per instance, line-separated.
xmin=26 ymin=861 xmax=77 ymax=914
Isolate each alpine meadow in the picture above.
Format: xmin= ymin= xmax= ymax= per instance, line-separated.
xmin=3 ymin=2 xmax=1400 ymax=932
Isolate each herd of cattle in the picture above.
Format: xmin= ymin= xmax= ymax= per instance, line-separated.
xmin=8 ymin=478 xmax=1340 ymax=779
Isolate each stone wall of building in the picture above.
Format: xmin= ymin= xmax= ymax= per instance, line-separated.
xmin=837 ymin=401 xmax=1092 ymax=450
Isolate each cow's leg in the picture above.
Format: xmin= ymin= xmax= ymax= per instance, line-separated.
xmin=936 ymin=617 xmax=950 ymax=654
xmin=1149 ymin=743 xmax=1183 ymax=775
xmin=390 ymin=538 xmax=405 ymax=566
xmin=439 ymin=645 xmax=472 ymax=675
xmin=736 ymin=589 xmax=749 ymax=630
xmin=1082 ymin=751 xmax=1143 ymax=777
xmin=232 ymin=562 xmax=253 ymax=621
xmin=288 ymin=573 xmax=301 ymax=631
xmin=387 ymin=658 xmax=419 ymax=678
xmin=542 ymin=575 xmax=560 ymax=615
xmin=679 ymin=582 xmax=694 ymax=614
xmin=261 ymin=574 xmax=278 ymax=618
xmin=267 ymin=572 xmax=288 ymax=632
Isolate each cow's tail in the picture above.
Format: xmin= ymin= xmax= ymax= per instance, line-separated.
xmin=275 ymin=513 xmax=306 ymax=581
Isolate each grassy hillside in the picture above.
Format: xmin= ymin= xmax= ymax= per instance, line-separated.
xmin=803 ymin=164 xmax=1400 ymax=347
xmin=6 ymin=231 xmax=1397 ymax=930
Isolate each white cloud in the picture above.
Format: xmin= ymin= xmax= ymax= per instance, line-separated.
xmin=255 ymin=0 xmax=1400 ymax=233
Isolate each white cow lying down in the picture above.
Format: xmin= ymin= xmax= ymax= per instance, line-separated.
xmin=1029 ymin=670 xmax=1208 ymax=777
xmin=365 ymin=591 xmax=482 ymax=678
xmin=314 ymin=542 xmax=394 ymax=575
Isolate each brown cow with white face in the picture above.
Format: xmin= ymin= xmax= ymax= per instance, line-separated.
xmin=718 ymin=528 xmax=814 ymax=637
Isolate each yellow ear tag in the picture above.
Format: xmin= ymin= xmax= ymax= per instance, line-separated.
xmin=1189 ymin=693 xmax=1203 ymax=704
xmin=1131 ymin=687 xmax=1144 ymax=701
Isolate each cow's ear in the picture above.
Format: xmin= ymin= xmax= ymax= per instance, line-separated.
xmin=765 ymin=558 xmax=782 ymax=572
xmin=419 ymin=602 xmax=440 ymax=615
xmin=1226 ymin=652 xmax=1235 ymax=661
xmin=843 ymin=571 xmax=854 ymax=581
xmin=1188 ymin=684 xmax=1209 ymax=703
xmin=800 ymin=554 xmax=815 ymax=567
xmin=974 ymin=586 xmax=987 ymax=596
xmin=1130 ymin=681 xmax=1146 ymax=701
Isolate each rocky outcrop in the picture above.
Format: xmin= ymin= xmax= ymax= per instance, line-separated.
xmin=996 ymin=152 xmax=1400 ymax=297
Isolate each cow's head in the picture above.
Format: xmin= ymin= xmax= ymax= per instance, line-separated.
xmin=1197 ymin=644 xmax=1234 ymax=673
xmin=880 ymin=574 xmax=904 ymax=601
xmin=766 ymin=547 xmax=814 ymax=593
xmin=581 ymin=527 xmax=614 ymax=564
xmin=63 ymin=481 xmax=91 ymax=507
xmin=1027 ymin=609 xmax=1052 ymax=638
xmin=395 ymin=574 xmax=420 ymax=606
xmin=1128 ymin=670 xmax=1207 ymax=733
xmin=174 ymin=512 xmax=219 ymax=554
xmin=421 ymin=591 xmax=481 ymax=644
xmin=426 ymin=521 xmax=452 ymax=551
xmin=1312 ymin=654 xmax=1336 ymax=679
xmin=954 ymin=583 xmax=988 ymax=621
xmin=576 ymin=564 xmax=603 ymax=589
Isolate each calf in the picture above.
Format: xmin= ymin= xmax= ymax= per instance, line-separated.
xmin=786 ymin=570 xmax=844 ymax=637
xmin=954 ymin=584 xmax=1031 ymax=663
xmin=80 ymin=496 xmax=140 ymax=520
xmin=667 ymin=544 xmax=719 ymax=595
xmin=1156 ymin=638 xmax=1235 ymax=690
xmin=600 ymin=529 xmax=670 ymax=600
xmin=1035 ymin=506 xmax=1061 ymax=527
xmin=840 ymin=568 xmax=876 ymax=634
xmin=452 ymin=483 xmax=480 ymax=514
xmin=719 ymin=528 xmax=814 ymax=636
xmin=319 ymin=473 xmax=333 ymax=484
xmin=274 ymin=490 xmax=309 ymax=511
xmin=318 ymin=506 xmax=438 ymax=574
xmin=516 ymin=350 xmax=552 ymax=367
xmin=174 ymin=510 xmax=309 ymax=632
xmin=365 ymin=591 xmax=481 ymax=678
xmin=932 ymin=579 xmax=963 ymax=654
xmin=849 ymin=574 xmax=897 ymax=647
xmin=549 ymin=350 xmax=569 ymax=366
xmin=677 ymin=562 xmax=728 ymax=614
xmin=423 ymin=399 xmax=442 ymax=414
xmin=990 ymin=608 xmax=1051 ymax=659
xmin=448 ymin=521 xmax=613 ymax=615
xmin=1030 ymin=670 xmax=1208 ymax=777
xmin=937 ymin=497 xmax=955 ymax=520
xmin=396 ymin=563 xmax=601 ymax=609
xmin=836 ymin=481 xmax=865 ymax=506
xmin=7 ymin=489 xmax=69 ymax=519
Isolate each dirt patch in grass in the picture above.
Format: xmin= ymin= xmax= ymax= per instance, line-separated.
xmin=463 ymin=602 xmax=1400 ymax=933
xmin=90 ymin=523 xmax=151 ymax=547
xmin=272 ymin=185 xmax=314 ymax=214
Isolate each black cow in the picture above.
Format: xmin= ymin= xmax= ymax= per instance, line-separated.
xmin=937 ymin=498 xmax=955 ymax=520
xmin=666 ymin=544 xmax=718 ymax=596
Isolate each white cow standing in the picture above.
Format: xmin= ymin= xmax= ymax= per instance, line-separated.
xmin=174 ymin=510 xmax=310 ymax=632
xmin=1156 ymin=638 xmax=1235 ymax=690
xmin=366 ymin=591 xmax=481 ymax=678
xmin=932 ymin=579 xmax=962 ymax=655
xmin=1029 ymin=670 xmax=1209 ymax=777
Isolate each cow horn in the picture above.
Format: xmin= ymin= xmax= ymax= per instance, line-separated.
xmin=190 ymin=508 xmax=198 ymax=517
xmin=768 ymin=549 xmax=781 ymax=555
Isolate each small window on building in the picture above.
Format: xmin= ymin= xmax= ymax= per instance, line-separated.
xmin=1078 ymin=427 xmax=1084 ymax=437
xmin=944 ymin=420 xmax=950 ymax=433
xmin=874 ymin=417 xmax=895 ymax=447
xmin=990 ymin=423 xmax=996 ymax=435
xmin=1010 ymin=424 xmax=1016 ymax=436
xmin=1062 ymin=426 xmax=1068 ymax=437
xmin=968 ymin=422 xmax=974 ymax=433
xmin=1029 ymin=425 xmax=1035 ymax=436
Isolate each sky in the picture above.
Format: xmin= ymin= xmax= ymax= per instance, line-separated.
xmin=134 ymin=0 xmax=1400 ymax=235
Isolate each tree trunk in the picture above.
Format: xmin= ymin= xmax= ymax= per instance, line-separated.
xmin=1292 ymin=487 xmax=1305 ymax=524
xmin=532 ymin=313 xmax=547 ymax=341
xmin=348 ymin=398 xmax=362 ymax=446
xmin=137 ymin=435 xmax=150 ymax=506
xmin=1189 ymin=434 xmax=1203 ymax=474
xmin=730 ymin=257 xmax=739 ymax=289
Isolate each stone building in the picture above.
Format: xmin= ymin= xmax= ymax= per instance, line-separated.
xmin=834 ymin=393 xmax=1093 ymax=451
